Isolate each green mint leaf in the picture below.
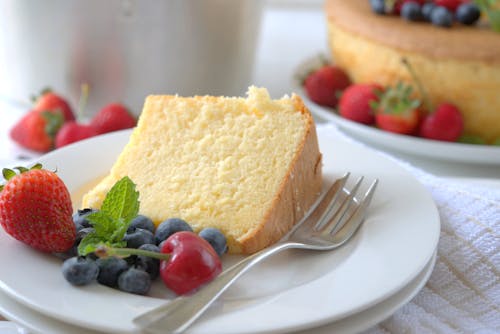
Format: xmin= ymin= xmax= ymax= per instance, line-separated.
xmin=78 ymin=176 xmax=140 ymax=255
xmin=101 ymin=176 xmax=140 ymax=222
xmin=86 ymin=211 xmax=116 ymax=238
xmin=78 ymin=232 xmax=105 ymax=256
xmin=110 ymin=217 xmax=130 ymax=243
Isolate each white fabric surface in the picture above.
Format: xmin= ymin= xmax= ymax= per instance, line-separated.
xmin=361 ymin=148 xmax=500 ymax=333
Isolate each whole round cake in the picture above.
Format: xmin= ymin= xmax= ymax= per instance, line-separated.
xmin=325 ymin=0 xmax=500 ymax=143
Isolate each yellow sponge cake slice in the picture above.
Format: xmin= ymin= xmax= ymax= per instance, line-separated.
xmin=82 ymin=86 xmax=322 ymax=254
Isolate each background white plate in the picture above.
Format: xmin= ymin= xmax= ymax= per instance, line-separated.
xmin=0 ymin=125 xmax=440 ymax=334
xmin=293 ymin=55 xmax=500 ymax=165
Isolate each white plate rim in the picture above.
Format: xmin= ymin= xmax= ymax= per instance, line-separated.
xmin=0 ymin=125 xmax=440 ymax=334
xmin=292 ymin=54 xmax=500 ymax=165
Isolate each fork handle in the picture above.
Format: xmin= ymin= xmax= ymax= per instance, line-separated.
xmin=133 ymin=241 xmax=302 ymax=334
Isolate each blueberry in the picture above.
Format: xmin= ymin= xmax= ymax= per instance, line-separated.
xmin=401 ymin=2 xmax=422 ymax=21
xmin=199 ymin=227 xmax=227 ymax=257
xmin=369 ymin=0 xmax=386 ymax=15
xmin=127 ymin=215 xmax=155 ymax=234
xmin=136 ymin=244 xmax=160 ymax=280
xmin=455 ymin=3 xmax=480 ymax=25
xmin=430 ymin=6 xmax=453 ymax=27
xmin=72 ymin=208 xmax=98 ymax=230
xmin=123 ymin=228 xmax=155 ymax=248
xmin=96 ymin=257 xmax=129 ymax=287
xmin=62 ymin=256 xmax=99 ymax=286
xmin=154 ymin=218 xmax=193 ymax=245
xmin=421 ymin=2 xmax=436 ymax=21
xmin=54 ymin=227 xmax=95 ymax=259
xmin=118 ymin=267 xmax=151 ymax=295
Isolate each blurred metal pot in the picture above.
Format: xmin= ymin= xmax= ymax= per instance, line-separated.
xmin=0 ymin=0 xmax=262 ymax=116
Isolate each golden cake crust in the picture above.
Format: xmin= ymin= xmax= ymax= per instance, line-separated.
xmin=325 ymin=0 xmax=500 ymax=62
xmin=238 ymin=95 xmax=322 ymax=253
xmin=325 ymin=0 xmax=500 ymax=142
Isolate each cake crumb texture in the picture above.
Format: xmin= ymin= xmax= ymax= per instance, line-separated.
xmin=82 ymin=86 xmax=323 ymax=254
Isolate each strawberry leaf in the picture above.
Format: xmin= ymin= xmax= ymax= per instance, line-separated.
xmin=474 ymin=0 xmax=500 ymax=32
xmin=2 ymin=168 xmax=16 ymax=181
xmin=41 ymin=110 xmax=64 ymax=139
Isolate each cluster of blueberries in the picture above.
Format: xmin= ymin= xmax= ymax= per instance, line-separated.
xmin=60 ymin=209 xmax=227 ymax=295
xmin=370 ymin=0 xmax=482 ymax=27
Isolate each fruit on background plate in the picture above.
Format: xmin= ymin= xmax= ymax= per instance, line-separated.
xmin=9 ymin=88 xmax=137 ymax=152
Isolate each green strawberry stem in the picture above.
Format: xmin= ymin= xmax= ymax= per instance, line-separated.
xmin=474 ymin=0 xmax=500 ymax=32
xmin=1 ymin=163 xmax=43 ymax=191
xmin=383 ymin=0 xmax=397 ymax=13
xmin=95 ymin=245 xmax=170 ymax=261
xmin=401 ymin=58 xmax=432 ymax=113
xmin=77 ymin=83 xmax=90 ymax=121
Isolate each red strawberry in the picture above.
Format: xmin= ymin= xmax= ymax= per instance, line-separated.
xmin=338 ymin=83 xmax=382 ymax=125
xmin=372 ymin=82 xmax=422 ymax=135
xmin=419 ymin=103 xmax=463 ymax=141
xmin=55 ymin=121 xmax=99 ymax=148
xmin=33 ymin=90 xmax=75 ymax=122
xmin=304 ymin=65 xmax=351 ymax=108
xmin=394 ymin=0 xmax=426 ymax=14
xmin=433 ymin=0 xmax=465 ymax=12
xmin=0 ymin=164 xmax=76 ymax=253
xmin=9 ymin=109 xmax=64 ymax=152
xmin=375 ymin=111 xmax=422 ymax=134
xmin=90 ymin=103 xmax=136 ymax=135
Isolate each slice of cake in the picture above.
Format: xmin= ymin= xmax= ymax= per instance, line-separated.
xmin=81 ymin=86 xmax=322 ymax=254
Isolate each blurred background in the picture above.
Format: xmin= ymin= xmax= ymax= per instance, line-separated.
xmin=0 ymin=0 xmax=325 ymax=165
xmin=0 ymin=0 xmax=324 ymax=116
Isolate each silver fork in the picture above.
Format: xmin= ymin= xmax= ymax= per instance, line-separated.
xmin=133 ymin=173 xmax=378 ymax=334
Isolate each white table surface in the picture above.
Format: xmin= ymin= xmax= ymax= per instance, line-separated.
xmin=0 ymin=0 xmax=498 ymax=332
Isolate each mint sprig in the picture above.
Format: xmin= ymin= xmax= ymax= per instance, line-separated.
xmin=78 ymin=176 xmax=140 ymax=256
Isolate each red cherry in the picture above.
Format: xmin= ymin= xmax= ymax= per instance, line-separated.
xmin=160 ymin=231 xmax=222 ymax=295
xmin=419 ymin=103 xmax=463 ymax=141
xmin=304 ymin=65 xmax=351 ymax=108
xmin=55 ymin=121 xmax=98 ymax=148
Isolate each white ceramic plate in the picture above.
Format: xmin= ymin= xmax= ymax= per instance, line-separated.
xmin=292 ymin=55 xmax=500 ymax=165
xmin=0 ymin=125 xmax=440 ymax=334
xmin=0 ymin=252 xmax=437 ymax=334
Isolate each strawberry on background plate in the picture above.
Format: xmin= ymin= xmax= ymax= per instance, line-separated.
xmin=419 ymin=103 xmax=464 ymax=141
xmin=0 ymin=164 xmax=76 ymax=253
xmin=33 ymin=89 xmax=75 ymax=122
xmin=9 ymin=109 xmax=64 ymax=152
xmin=371 ymin=82 xmax=422 ymax=135
xmin=433 ymin=0 xmax=466 ymax=12
xmin=90 ymin=103 xmax=137 ymax=135
xmin=338 ymin=83 xmax=382 ymax=125
xmin=55 ymin=121 xmax=99 ymax=148
xmin=304 ymin=65 xmax=351 ymax=108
